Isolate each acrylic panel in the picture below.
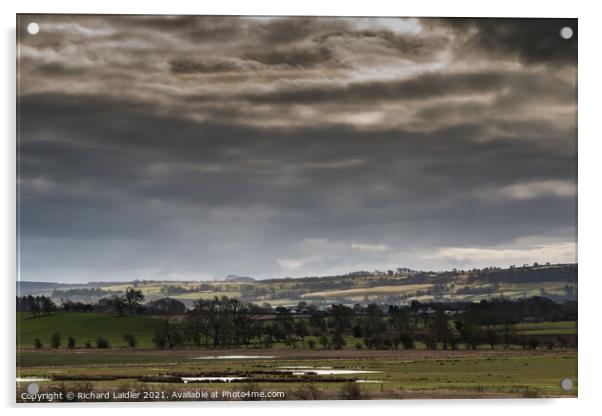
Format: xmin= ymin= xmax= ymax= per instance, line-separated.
xmin=16 ymin=15 xmax=577 ymax=403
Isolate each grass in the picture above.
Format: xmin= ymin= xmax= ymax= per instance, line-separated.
xmin=17 ymin=312 xmax=164 ymax=349
xmin=16 ymin=349 xmax=577 ymax=400
xmin=514 ymin=321 xmax=577 ymax=335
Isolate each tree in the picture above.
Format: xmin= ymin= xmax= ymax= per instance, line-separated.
xmin=502 ymin=323 xmax=517 ymax=348
xmin=147 ymin=297 xmax=186 ymax=316
xmin=307 ymin=339 xmax=316 ymax=349
xmin=328 ymin=304 xmax=354 ymax=335
xmin=528 ymin=337 xmax=540 ymax=350
xmin=34 ymin=338 xmax=42 ymax=349
xmin=109 ymin=296 xmax=127 ymax=316
xmin=123 ymin=333 xmax=138 ymax=348
xmin=389 ymin=305 xmax=415 ymax=349
xmin=262 ymin=334 xmax=273 ymax=348
xmin=362 ymin=304 xmax=387 ymax=338
xmin=319 ymin=334 xmax=330 ymax=350
xmin=429 ymin=309 xmax=452 ymax=350
xmin=153 ymin=332 xmax=168 ymax=349
xmin=331 ymin=333 xmax=346 ymax=350
xmin=150 ymin=298 xmax=186 ymax=348
xmin=295 ymin=320 xmax=309 ymax=346
xmin=284 ymin=335 xmax=298 ymax=349
xmin=67 ymin=336 xmax=76 ymax=349
xmin=40 ymin=296 xmax=57 ymax=315
xmin=309 ymin=314 xmax=327 ymax=333
xmin=454 ymin=310 xmax=483 ymax=350
xmin=124 ymin=287 xmax=145 ymax=312
xmin=484 ymin=326 xmax=499 ymax=350
xmin=96 ymin=337 xmax=110 ymax=349
xmin=50 ymin=333 xmax=61 ymax=349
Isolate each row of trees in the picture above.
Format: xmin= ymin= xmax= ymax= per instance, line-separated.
xmin=147 ymin=296 xmax=574 ymax=351
xmin=18 ymin=288 xmax=148 ymax=316
xmin=20 ymin=290 xmax=576 ymax=351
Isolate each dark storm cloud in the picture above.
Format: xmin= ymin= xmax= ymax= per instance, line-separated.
xmin=170 ymin=58 xmax=262 ymax=74
xmin=242 ymin=47 xmax=336 ymax=68
xmin=227 ymin=70 xmax=574 ymax=106
xmin=17 ymin=15 xmax=577 ymax=281
xmin=18 ymin=92 xmax=575 ymax=233
xmin=429 ymin=18 xmax=578 ymax=66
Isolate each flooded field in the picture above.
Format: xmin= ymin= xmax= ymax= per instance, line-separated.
xmin=16 ymin=348 xmax=577 ymax=401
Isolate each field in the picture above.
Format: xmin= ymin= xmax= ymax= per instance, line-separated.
xmin=16 ymin=348 xmax=577 ymax=401
xmin=302 ymin=284 xmax=434 ymax=299
xmin=17 ymin=312 xmax=164 ymax=349
xmin=16 ymin=264 xmax=578 ymax=402
xmin=17 ymin=312 xmax=578 ymax=402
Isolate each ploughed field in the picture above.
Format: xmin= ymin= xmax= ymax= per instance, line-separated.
xmin=17 ymin=348 xmax=577 ymax=401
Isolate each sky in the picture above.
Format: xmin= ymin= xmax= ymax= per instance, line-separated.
xmin=17 ymin=15 xmax=577 ymax=282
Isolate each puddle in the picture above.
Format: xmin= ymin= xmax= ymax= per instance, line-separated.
xmin=16 ymin=377 xmax=50 ymax=382
xmin=284 ymin=369 xmax=381 ymax=375
xmin=356 ymin=380 xmax=383 ymax=383
xmin=190 ymin=355 xmax=276 ymax=360
xmin=182 ymin=377 xmax=247 ymax=383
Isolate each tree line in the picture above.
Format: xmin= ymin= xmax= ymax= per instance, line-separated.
xmin=18 ymin=291 xmax=576 ymax=351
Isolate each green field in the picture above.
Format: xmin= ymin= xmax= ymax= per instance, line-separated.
xmin=17 ymin=312 xmax=164 ymax=349
xmin=515 ymin=321 xmax=577 ymax=335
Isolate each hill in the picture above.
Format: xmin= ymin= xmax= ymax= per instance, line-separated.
xmin=18 ymin=263 xmax=577 ymax=307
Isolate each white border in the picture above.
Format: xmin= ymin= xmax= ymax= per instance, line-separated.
xmin=3 ymin=0 xmax=602 ymax=414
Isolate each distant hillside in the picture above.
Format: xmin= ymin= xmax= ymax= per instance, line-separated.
xmin=18 ymin=263 xmax=577 ymax=307
xmin=225 ymin=275 xmax=256 ymax=282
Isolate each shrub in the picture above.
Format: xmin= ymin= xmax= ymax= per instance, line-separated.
xmin=171 ymin=330 xmax=184 ymax=348
xmin=262 ymin=334 xmax=273 ymax=348
xmin=319 ymin=335 xmax=330 ymax=350
xmin=67 ymin=336 xmax=76 ymax=349
xmin=153 ymin=333 xmax=167 ymax=349
xmin=123 ymin=333 xmax=138 ymax=348
xmin=355 ymin=342 xmax=363 ymax=350
xmin=84 ymin=341 xmax=93 ymax=349
xmin=34 ymin=338 xmax=42 ymax=349
xmin=424 ymin=335 xmax=437 ymax=350
xmin=241 ymin=382 xmax=262 ymax=401
xmin=284 ymin=335 xmax=298 ymax=349
xmin=522 ymin=387 xmax=542 ymax=398
xmin=331 ymin=334 xmax=345 ymax=350
xmin=339 ymin=381 xmax=362 ymax=400
xmin=295 ymin=382 xmax=321 ymax=400
xmin=50 ymin=332 xmax=61 ymax=349
xmin=96 ymin=337 xmax=110 ymax=349
xmin=400 ymin=334 xmax=416 ymax=350
xmin=307 ymin=339 xmax=316 ymax=349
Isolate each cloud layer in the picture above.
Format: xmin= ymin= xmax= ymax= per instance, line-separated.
xmin=17 ymin=16 xmax=577 ymax=281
